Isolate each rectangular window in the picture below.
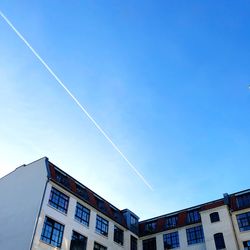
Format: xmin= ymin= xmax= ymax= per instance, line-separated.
xmin=143 ymin=237 xmax=157 ymax=250
xmin=75 ymin=202 xmax=90 ymax=226
xmin=214 ymin=233 xmax=225 ymax=250
xmin=76 ymin=184 xmax=89 ymax=201
xmin=145 ymin=221 xmax=157 ymax=233
xmin=166 ymin=216 xmax=178 ymax=229
xmin=163 ymin=231 xmax=180 ymax=249
xmin=49 ymin=187 xmax=69 ymax=214
xmin=55 ymin=169 xmax=70 ymax=188
xmin=130 ymin=235 xmax=138 ymax=250
xmin=41 ymin=216 xmax=64 ymax=248
xmin=96 ymin=215 xmax=109 ymax=236
xmin=95 ymin=196 xmax=106 ymax=213
xmin=186 ymin=225 xmax=204 ymax=245
xmin=70 ymin=230 xmax=87 ymax=250
xmin=237 ymin=212 xmax=250 ymax=232
xmin=130 ymin=215 xmax=138 ymax=234
xmin=114 ymin=225 xmax=124 ymax=245
xmin=187 ymin=210 xmax=201 ymax=224
xmin=210 ymin=212 xmax=220 ymax=223
xmin=243 ymin=240 xmax=250 ymax=250
xmin=93 ymin=242 xmax=107 ymax=250
xmin=237 ymin=193 xmax=250 ymax=209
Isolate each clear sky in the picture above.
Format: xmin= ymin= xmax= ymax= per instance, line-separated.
xmin=0 ymin=1 xmax=250 ymax=220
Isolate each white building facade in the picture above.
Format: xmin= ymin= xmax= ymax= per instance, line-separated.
xmin=0 ymin=157 xmax=250 ymax=250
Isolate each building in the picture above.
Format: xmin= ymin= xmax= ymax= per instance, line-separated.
xmin=0 ymin=157 xmax=250 ymax=250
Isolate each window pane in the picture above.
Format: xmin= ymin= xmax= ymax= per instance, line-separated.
xmin=114 ymin=225 xmax=124 ymax=245
xmin=130 ymin=236 xmax=137 ymax=250
xmin=49 ymin=187 xmax=69 ymax=214
xmin=210 ymin=212 xmax=220 ymax=223
xmin=237 ymin=212 xmax=250 ymax=232
xmin=93 ymin=242 xmax=107 ymax=250
xmin=70 ymin=231 xmax=87 ymax=250
xmin=143 ymin=237 xmax=156 ymax=250
xmin=75 ymin=202 xmax=90 ymax=226
xmin=163 ymin=231 xmax=180 ymax=249
xmin=187 ymin=210 xmax=201 ymax=224
xmin=41 ymin=216 xmax=64 ymax=248
xmin=214 ymin=233 xmax=225 ymax=249
xmin=186 ymin=225 xmax=204 ymax=245
xmin=166 ymin=216 xmax=178 ymax=229
xmin=95 ymin=215 xmax=109 ymax=236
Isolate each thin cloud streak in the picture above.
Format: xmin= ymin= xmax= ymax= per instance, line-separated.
xmin=0 ymin=11 xmax=153 ymax=190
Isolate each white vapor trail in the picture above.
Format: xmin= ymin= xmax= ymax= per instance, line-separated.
xmin=0 ymin=11 xmax=153 ymax=190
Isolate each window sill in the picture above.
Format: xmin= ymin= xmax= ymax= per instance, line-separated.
xmin=47 ymin=203 xmax=68 ymax=216
xmin=74 ymin=218 xmax=89 ymax=229
xmin=95 ymin=230 xmax=108 ymax=238
xmin=39 ymin=239 xmax=61 ymax=249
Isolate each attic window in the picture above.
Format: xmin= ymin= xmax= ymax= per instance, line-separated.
xmin=145 ymin=221 xmax=157 ymax=233
xmin=76 ymin=184 xmax=89 ymax=201
xmin=55 ymin=169 xmax=70 ymax=188
xmin=95 ymin=196 xmax=106 ymax=212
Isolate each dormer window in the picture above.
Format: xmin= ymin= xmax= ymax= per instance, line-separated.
xmin=55 ymin=169 xmax=70 ymax=188
xmin=95 ymin=196 xmax=106 ymax=212
xmin=76 ymin=184 xmax=89 ymax=201
xmin=187 ymin=210 xmax=201 ymax=224
xmin=145 ymin=221 xmax=157 ymax=233
xmin=166 ymin=215 xmax=178 ymax=229
xmin=236 ymin=192 xmax=250 ymax=209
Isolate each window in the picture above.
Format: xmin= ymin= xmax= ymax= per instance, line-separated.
xmin=114 ymin=225 xmax=124 ymax=245
xmin=166 ymin=216 xmax=178 ymax=229
xmin=130 ymin=235 xmax=138 ymax=250
xmin=187 ymin=210 xmax=201 ymax=224
xmin=94 ymin=242 xmax=107 ymax=250
xmin=55 ymin=169 xmax=70 ymax=188
xmin=163 ymin=231 xmax=180 ymax=249
xmin=210 ymin=212 xmax=220 ymax=223
xmin=41 ymin=216 xmax=64 ymax=248
xmin=130 ymin=215 xmax=138 ymax=233
xmin=75 ymin=202 xmax=90 ymax=226
xmin=70 ymin=231 xmax=87 ymax=250
xmin=76 ymin=184 xmax=89 ymax=201
xmin=96 ymin=215 xmax=109 ymax=236
xmin=49 ymin=187 xmax=69 ymax=214
xmin=145 ymin=221 xmax=157 ymax=233
xmin=111 ymin=207 xmax=122 ymax=223
xmin=95 ymin=196 xmax=106 ymax=213
xmin=237 ymin=212 xmax=250 ymax=232
xmin=143 ymin=237 xmax=157 ymax=250
xmin=186 ymin=225 xmax=204 ymax=245
xmin=243 ymin=240 xmax=250 ymax=250
xmin=214 ymin=233 xmax=225 ymax=249
xmin=237 ymin=193 xmax=250 ymax=209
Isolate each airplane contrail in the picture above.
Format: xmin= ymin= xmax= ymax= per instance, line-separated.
xmin=0 ymin=11 xmax=153 ymax=190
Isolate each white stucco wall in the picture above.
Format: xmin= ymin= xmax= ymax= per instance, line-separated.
xmin=200 ymin=205 xmax=238 ymax=250
xmin=0 ymin=158 xmax=48 ymax=250
xmin=32 ymin=182 xmax=138 ymax=250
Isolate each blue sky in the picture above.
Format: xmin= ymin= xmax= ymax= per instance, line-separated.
xmin=0 ymin=1 xmax=250 ymax=219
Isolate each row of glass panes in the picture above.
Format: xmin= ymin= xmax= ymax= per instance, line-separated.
xmin=143 ymin=226 xmax=227 ymax=250
xmin=163 ymin=225 xmax=204 ymax=249
xmin=145 ymin=210 xmax=221 ymax=235
xmin=41 ymin=216 xmax=107 ymax=249
xmin=142 ymin=225 xmax=204 ymax=250
xmin=47 ymin=186 xmax=125 ymax=246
